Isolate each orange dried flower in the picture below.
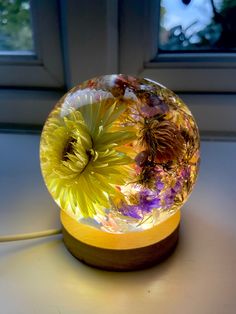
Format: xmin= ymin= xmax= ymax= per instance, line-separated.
xmin=139 ymin=119 xmax=185 ymax=163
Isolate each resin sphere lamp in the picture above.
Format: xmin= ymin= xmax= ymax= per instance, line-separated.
xmin=40 ymin=75 xmax=200 ymax=270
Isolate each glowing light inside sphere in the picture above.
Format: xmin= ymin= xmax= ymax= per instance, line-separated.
xmin=40 ymin=75 xmax=200 ymax=233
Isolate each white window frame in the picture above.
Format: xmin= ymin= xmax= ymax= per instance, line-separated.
xmin=0 ymin=0 xmax=64 ymax=88
xmin=60 ymin=0 xmax=118 ymax=88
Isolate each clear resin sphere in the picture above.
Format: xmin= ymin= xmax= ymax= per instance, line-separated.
xmin=40 ymin=74 xmax=200 ymax=233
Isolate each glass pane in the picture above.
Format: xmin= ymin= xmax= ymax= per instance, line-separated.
xmin=0 ymin=0 xmax=34 ymax=52
xmin=159 ymin=0 xmax=236 ymax=52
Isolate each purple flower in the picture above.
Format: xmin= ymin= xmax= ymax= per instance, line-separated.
xmin=181 ymin=166 xmax=191 ymax=180
xmin=173 ymin=181 xmax=182 ymax=193
xmin=140 ymin=95 xmax=169 ymax=118
xmin=120 ymin=204 xmax=141 ymax=219
xmin=156 ymin=180 xmax=164 ymax=191
xmin=119 ymin=189 xmax=161 ymax=219
xmin=140 ymin=106 xmax=161 ymax=118
xmin=141 ymin=198 xmax=161 ymax=213
xmin=163 ymin=188 xmax=176 ymax=208
xmin=139 ymin=189 xmax=153 ymax=198
xmin=139 ymin=189 xmax=161 ymax=213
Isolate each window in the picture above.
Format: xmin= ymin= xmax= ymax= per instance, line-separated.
xmin=158 ymin=0 xmax=236 ymax=52
xmin=1 ymin=0 xmax=235 ymax=133
xmin=0 ymin=0 xmax=34 ymax=52
xmin=0 ymin=0 xmax=118 ymax=125
xmin=0 ymin=0 xmax=64 ymax=88
xmin=119 ymin=0 xmax=236 ymax=133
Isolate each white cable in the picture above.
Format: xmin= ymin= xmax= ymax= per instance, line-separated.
xmin=0 ymin=229 xmax=62 ymax=243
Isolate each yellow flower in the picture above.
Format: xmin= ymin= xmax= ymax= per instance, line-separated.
xmin=40 ymin=97 xmax=136 ymax=220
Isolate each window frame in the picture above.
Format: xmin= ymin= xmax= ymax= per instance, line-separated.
xmin=119 ymin=0 xmax=236 ymax=133
xmin=119 ymin=0 xmax=236 ymax=93
xmin=0 ymin=0 xmax=119 ymax=125
xmin=0 ymin=0 xmax=64 ymax=88
xmin=60 ymin=0 xmax=118 ymax=88
xmin=0 ymin=0 xmax=235 ymax=134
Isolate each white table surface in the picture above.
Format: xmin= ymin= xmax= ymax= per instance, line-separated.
xmin=0 ymin=133 xmax=236 ymax=314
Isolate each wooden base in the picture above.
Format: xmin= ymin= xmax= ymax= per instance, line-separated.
xmin=61 ymin=210 xmax=180 ymax=271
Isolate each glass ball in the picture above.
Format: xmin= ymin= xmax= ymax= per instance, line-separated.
xmin=40 ymin=74 xmax=200 ymax=233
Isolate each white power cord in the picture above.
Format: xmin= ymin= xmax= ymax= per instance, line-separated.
xmin=0 ymin=229 xmax=62 ymax=243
